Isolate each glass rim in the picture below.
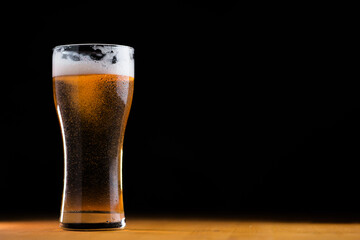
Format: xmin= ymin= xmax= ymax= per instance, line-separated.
xmin=53 ymin=43 xmax=134 ymax=51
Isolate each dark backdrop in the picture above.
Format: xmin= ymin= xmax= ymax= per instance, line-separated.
xmin=1 ymin=1 xmax=358 ymax=219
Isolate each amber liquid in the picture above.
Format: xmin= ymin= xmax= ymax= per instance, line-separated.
xmin=53 ymin=74 xmax=134 ymax=229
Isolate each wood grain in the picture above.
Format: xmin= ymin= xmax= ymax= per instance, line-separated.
xmin=1 ymin=217 xmax=360 ymax=240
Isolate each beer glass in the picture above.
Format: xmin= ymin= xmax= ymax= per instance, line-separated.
xmin=52 ymin=44 xmax=134 ymax=230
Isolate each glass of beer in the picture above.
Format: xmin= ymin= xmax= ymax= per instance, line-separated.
xmin=52 ymin=44 xmax=134 ymax=230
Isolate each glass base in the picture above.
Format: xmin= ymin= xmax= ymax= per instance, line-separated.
xmin=60 ymin=211 xmax=125 ymax=230
xmin=60 ymin=221 xmax=125 ymax=230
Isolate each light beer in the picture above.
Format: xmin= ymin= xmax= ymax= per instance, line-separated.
xmin=53 ymin=44 xmax=134 ymax=230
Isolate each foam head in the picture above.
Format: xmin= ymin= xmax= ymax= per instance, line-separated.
xmin=53 ymin=44 xmax=134 ymax=77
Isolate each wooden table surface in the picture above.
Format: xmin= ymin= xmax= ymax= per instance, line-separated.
xmin=1 ymin=216 xmax=360 ymax=240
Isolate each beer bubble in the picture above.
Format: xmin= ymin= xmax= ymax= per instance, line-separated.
xmin=70 ymin=54 xmax=80 ymax=61
xmin=90 ymin=50 xmax=105 ymax=61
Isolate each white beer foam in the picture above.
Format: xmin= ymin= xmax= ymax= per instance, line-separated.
xmin=53 ymin=44 xmax=134 ymax=77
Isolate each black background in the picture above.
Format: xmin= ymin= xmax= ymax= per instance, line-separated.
xmin=1 ymin=1 xmax=358 ymax=220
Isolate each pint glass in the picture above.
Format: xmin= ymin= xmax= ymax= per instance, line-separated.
xmin=52 ymin=44 xmax=134 ymax=230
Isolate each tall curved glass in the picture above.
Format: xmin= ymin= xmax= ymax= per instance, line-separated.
xmin=52 ymin=44 xmax=134 ymax=230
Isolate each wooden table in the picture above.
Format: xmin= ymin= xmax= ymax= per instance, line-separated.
xmin=1 ymin=216 xmax=360 ymax=240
